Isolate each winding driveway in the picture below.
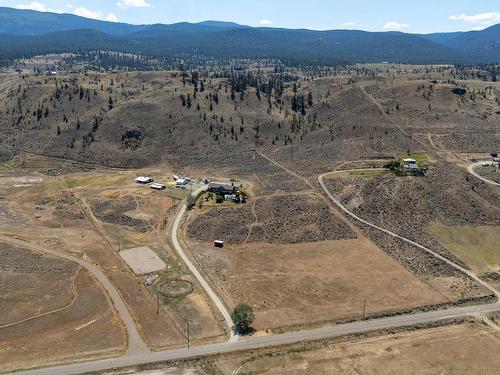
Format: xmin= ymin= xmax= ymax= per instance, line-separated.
xmin=170 ymin=186 xmax=236 ymax=339
xmin=467 ymin=161 xmax=500 ymax=187
xmin=318 ymin=170 xmax=500 ymax=298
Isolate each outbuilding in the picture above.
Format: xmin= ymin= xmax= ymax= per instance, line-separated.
xmin=176 ymin=178 xmax=188 ymax=187
xmin=214 ymin=240 xmax=224 ymax=248
xmin=135 ymin=176 xmax=153 ymax=184
xmin=150 ymin=183 xmax=166 ymax=190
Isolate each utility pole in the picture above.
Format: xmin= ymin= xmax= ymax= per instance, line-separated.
xmin=187 ymin=321 xmax=190 ymax=349
xmin=362 ymin=298 xmax=367 ymax=319
xmin=117 ymin=237 xmax=121 ymax=252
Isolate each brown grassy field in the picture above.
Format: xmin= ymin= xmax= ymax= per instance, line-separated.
xmin=429 ymin=224 xmax=500 ymax=274
xmin=0 ymin=242 xmax=126 ymax=372
xmin=223 ymin=322 xmax=500 ymax=375
xmin=186 ymin=238 xmax=447 ymax=332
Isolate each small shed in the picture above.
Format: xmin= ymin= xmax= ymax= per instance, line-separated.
xmin=135 ymin=176 xmax=153 ymax=184
xmin=214 ymin=240 xmax=224 ymax=248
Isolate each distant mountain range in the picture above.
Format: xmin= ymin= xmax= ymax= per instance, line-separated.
xmin=0 ymin=7 xmax=498 ymax=64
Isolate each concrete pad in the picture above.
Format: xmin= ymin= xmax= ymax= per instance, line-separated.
xmin=119 ymin=246 xmax=166 ymax=275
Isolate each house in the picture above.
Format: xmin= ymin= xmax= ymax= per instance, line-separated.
xmin=150 ymin=183 xmax=166 ymax=190
xmin=135 ymin=176 xmax=153 ymax=184
xmin=214 ymin=240 xmax=224 ymax=248
xmin=208 ymin=182 xmax=235 ymax=195
xmin=403 ymin=158 xmax=418 ymax=172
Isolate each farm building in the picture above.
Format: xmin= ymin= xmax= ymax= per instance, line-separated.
xmin=403 ymin=158 xmax=418 ymax=172
xmin=208 ymin=182 xmax=235 ymax=195
xmin=176 ymin=178 xmax=188 ymax=186
xmin=150 ymin=183 xmax=166 ymax=190
xmin=135 ymin=176 xmax=153 ymax=184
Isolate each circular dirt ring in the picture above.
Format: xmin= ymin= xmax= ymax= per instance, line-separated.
xmin=159 ymin=279 xmax=193 ymax=298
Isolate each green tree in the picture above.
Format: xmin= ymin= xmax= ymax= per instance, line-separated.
xmin=186 ymin=194 xmax=195 ymax=210
xmin=231 ymin=303 xmax=255 ymax=335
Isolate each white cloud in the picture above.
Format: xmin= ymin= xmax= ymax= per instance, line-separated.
xmin=383 ymin=21 xmax=409 ymax=30
xmin=73 ymin=7 xmax=118 ymax=22
xmin=116 ymin=0 xmax=151 ymax=9
xmin=259 ymin=18 xmax=272 ymax=25
xmin=74 ymin=7 xmax=103 ymax=19
xmin=449 ymin=12 xmax=500 ymax=29
xmin=343 ymin=22 xmax=356 ymax=27
xmin=15 ymin=2 xmax=61 ymax=13
xmin=106 ymin=13 xmax=118 ymax=22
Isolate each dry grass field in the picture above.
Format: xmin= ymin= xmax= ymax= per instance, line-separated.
xmin=0 ymin=242 xmax=126 ymax=372
xmin=223 ymin=322 xmax=500 ymax=375
xmin=428 ymin=224 xmax=500 ymax=274
xmin=186 ymin=239 xmax=447 ymax=332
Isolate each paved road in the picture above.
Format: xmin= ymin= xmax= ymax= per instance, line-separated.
xmin=170 ymin=186 xmax=236 ymax=339
xmin=467 ymin=161 xmax=500 ymax=187
xmin=318 ymin=170 xmax=500 ymax=298
xmin=11 ymin=301 xmax=500 ymax=375
xmin=0 ymin=234 xmax=149 ymax=355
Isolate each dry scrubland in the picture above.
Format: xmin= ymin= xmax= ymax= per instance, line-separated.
xmin=220 ymin=322 xmax=500 ymax=375
xmin=323 ymin=162 xmax=500 ymax=292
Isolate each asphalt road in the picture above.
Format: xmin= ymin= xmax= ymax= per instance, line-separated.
xmin=0 ymin=234 xmax=149 ymax=356
xmin=11 ymin=301 xmax=500 ymax=375
xmin=467 ymin=161 xmax=500 ymax=187
xmin=170 ymin=186 xmax=236 ymax=339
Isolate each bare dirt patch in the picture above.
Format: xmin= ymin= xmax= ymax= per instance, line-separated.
xmin=119 ymin=246 xmax=167 ymax=275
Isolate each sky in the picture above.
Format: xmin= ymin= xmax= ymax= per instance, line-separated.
xmin=1 ymin=0 xmax=499 ymax=33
